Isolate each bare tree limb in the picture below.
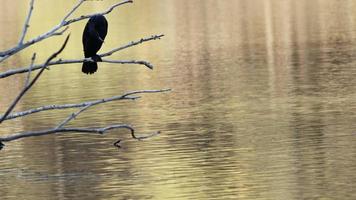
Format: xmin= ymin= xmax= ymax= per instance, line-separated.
xmin=0 ymin=59 xmax=153 ymax=79
xmin=0 ymin=0 xmax=132 ymax=63
xmin=62 ymin=0 xmax=85 ymax=22
xmin=55 ymin=88 xmax=171 ymax=128
xmin=53 ymin=26 xmax=70 ymax=36
xmin=0 ymin=88 xmax=168 ymax=148
xmin=0 ymin=35 xmax=70 ymax=124
xmin=64 ymin=0 xmax=133 ymax=25
xmin=25 ymin=53 xmax=37 ymax=86
xmin=0 ymin=34 xmax=164 ymax=79
xmin=18 ymin=0 xmax=35 ymax=45
xmin=100 ymin=59 xmax=154 ymax=69
xmin=1 ymin=89 xmax=171 ymax=121
xmin=56 ymin=105 xmax=91 ymax=129
xmin=0 ymin=124 xmax=159 ymax=143
xmin=101 ymin=34 xmax=164 ymax=57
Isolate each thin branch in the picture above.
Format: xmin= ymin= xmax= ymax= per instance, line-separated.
xmin=1 ymin=89 xmax=171 ymax=121
xmin=101 ymin=59 xmax=154 ymax=69
xmin=133 ymin=131 xmax=161 ymax=140
xmin=0 ymin=34 xmax=164 ymax=78
xmin=0 ymin=59 xmax=152 ymax=78
xmin=64 ymin=0 xmax=133 ymax=25
xmin=100 ymin=34 xmax=164 ymax=57
xmin=55 ymin=88 xmax=171 ymax=128
xmin=0 ymin=124 xmax=160 ymax=144
xmin=25 ymin=53 xmax=36 ymax=86
xmin=0 ymin=124 xmax=132 ymax=142
xmin=62 ymin=0 xmax=85 ymax=22
xmin=56 ymin=104 xmax=91 ymax=129
xmin=0 ymin=35 xmax=70 ymax=124
xmin=18 ymin=0 xmax=35 ymax=45
xmin=53 ymin=26 xmax=69 ymax=36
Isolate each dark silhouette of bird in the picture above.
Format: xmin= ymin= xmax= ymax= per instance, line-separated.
xmin=82 ymin=15 xmax=108 ymax=74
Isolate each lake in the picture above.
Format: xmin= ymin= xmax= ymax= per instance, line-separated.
xmin=0 ymin=0 xmax=356 ymax=199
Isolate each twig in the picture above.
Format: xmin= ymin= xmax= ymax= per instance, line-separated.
xmin=62 ymin=0 xmax=85 ymax=22
xmin=101 ymin=59 xmax=154 ymax=69
xmin=0 ymin=124 xmax=160 ymax=145
xmin=1 ymin=89 xmax=171 ymax=121
xmin=56 ymin=104 xmax=91 ymax=128
xmin=25 ymin=53 xmax=36 ymax=86
xmin=0 ymin=34 xmax=164 ymax=78
xmin=0 ymin=35 xmax=70 ymax=124
xmin=101 ymin=34 xmax=164 ymax=57
xmin=0 ymin=59 xmax=153 ymax=79
xmin=64 ymin=0 xmax=133 ymax=25
xmin=0 ymin=124 xmax=136 ymax=142
xmin=55 ymin=88 xmax=171 ymax=128
xmin=18 ymin=0 xmax=35 ymax=45
xmin=53 ymin=26 xmax=69 ymax=36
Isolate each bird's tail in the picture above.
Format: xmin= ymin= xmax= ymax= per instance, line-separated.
xmin=82 ymin=61 xmax=98 ymax=74
xmin=82 ymin=55 xmax=101 ymax=74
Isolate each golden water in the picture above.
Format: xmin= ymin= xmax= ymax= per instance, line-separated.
xmin=1 ymin=0 xmax=356 ymax=199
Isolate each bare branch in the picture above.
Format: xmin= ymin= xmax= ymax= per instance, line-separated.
xmin=25 ymin=53 xmax=36 ymax=86
xmin=100 ymin=34 xmax=164 ymax=57
xmin=52 ymin=26 xmax=69 ymax=36
xmin=0 ymin=124 xmax=160 ymax=146
xmin=0 ymin=59 xmax=153 ymax=79
xmin=55 ymin=88 xmax=171 ymax=128
xmin=19 ymin=0 xmax=35 ymax=45
xmin=0 ymin=124 xmax=135 ymax=142
xmin=0 ymin=34 xmax=164 ymax=78
xmin=1 ymin=89 xmax=171 ymax=121
xmin=62 ymin=0 xmax=85 ymax=22
xmin=0 ymin=88 xmax=168 ymax=149
xmin=64 ymin=0 xmax=133 ymax=25
xmin=56 ymin=104 xmax=91 ymax=129
xmin=101 ymin=59 xmax=154 ymax=69
xmin=0 ymin=35 xmax=70 ymax=124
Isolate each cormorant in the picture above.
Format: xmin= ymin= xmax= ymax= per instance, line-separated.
xmin=82 ymin=15 xmax=108 ymax=74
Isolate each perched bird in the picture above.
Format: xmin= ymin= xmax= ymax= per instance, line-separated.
xmin=82 ymin=15 xmax=108 ymax=74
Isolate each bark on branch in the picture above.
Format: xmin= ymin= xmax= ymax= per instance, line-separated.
xmin=18 ymin=0 xmax=35 ymax=45
xmin=0 ymin=124 xmax=160 ymax=143
xmin=0 ymin=34 xmax=164 ymax=79
xmin=0 ymin=35 xmax=70 ymax=124
xmin=1 ymin=89 xmax=171 ymax=121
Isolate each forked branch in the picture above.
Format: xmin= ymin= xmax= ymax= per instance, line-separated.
xmin=0 ymin=35 xmax=70 ymax=124
xmin=1 ymin=89 xmax=170 ymax=121
xmin=0 ymin=34 xmax=164 ymax=79
xmin=18 ymin=0 xmax=35 ymax=45
xmin=0 ymin=124 xmax=160 ymax=143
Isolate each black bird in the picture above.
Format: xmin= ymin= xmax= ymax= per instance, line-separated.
xmin=82 ymin=15 xmax=108 ymax=74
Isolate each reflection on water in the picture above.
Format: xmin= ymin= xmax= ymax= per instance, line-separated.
xmin=1 ymin=0 xmax=356 ymax=199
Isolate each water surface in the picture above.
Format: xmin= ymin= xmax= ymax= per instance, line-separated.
xmin=1 ymin=0 xmax=356 ymax=199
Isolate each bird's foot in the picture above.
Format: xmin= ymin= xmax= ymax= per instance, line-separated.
xmin=91 ymin=55 xmax=102 ymax=62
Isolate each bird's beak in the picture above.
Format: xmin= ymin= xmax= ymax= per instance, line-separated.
xmin=98 ymin=36 xmax=104 ymax=43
